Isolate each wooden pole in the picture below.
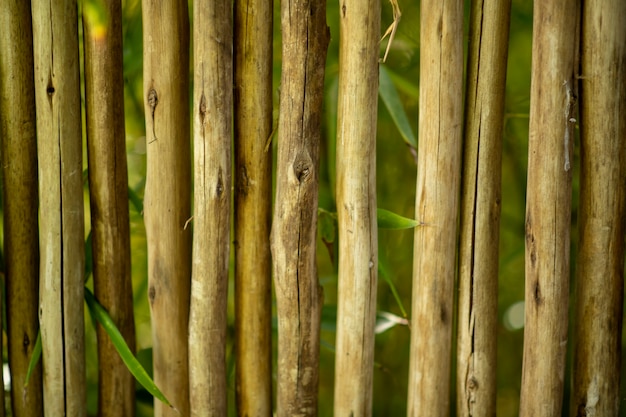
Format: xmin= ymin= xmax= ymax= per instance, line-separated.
xmin=0 ymin=1 xmax=43 ymax=415
xmin=83 ymin=1 xmax=136 ymax=416
xmin=31 ymin=0 xmax=86 ymax=415
xmin=456 ymin=0 xmax=511 ymax=415
xmin=233 ymin=0 xmax=274 ymax=414
xmin=142 ymin=0 xmax=192 ymax=415
xmin=333 ymin=0 xmax=380 ymax=414
xmin=519 ymin=0 xmax=579 ymax=415
xmin=407 ymin=1 xmax=464 ymax=415
xmin=572 ymin=0 xmax=626 ymax=415
xmin=270 ymin=0 xmax=329 ymax=414
xmin=188 ymin=0 xmax=232 ymax=415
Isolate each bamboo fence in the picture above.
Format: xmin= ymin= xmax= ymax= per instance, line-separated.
xmin=0 ymin=1 xmax=623 ymax=416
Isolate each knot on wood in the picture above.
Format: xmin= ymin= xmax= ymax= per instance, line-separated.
xmin=293 ymin=151 xmax=313 ymax=183
xmin=148 ymin=88 xmax=158 ymax=111
xmin=199 ymin=92 xmax=207 ymax=123
xmin=216 ymin=168 xmax=224 ymax=197
xmin=238 ymin=165 xmax=250 ymax=196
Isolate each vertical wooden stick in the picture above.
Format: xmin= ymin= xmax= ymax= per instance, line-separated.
xmin=333 ymin=0 xmax=380 ymax=415
xmin=233 ymin=0 xmax=274 ymax=414
xmin=189 ymin=0 xmax=233 ymax=415
xmin=519 ymin=0 xmax=579 ymax=415
xmin=407 ymin=1 xmax=464 ymax=416
xmin=83 ymin=1 xmax=136 ymax=416
xmin=270 ymin=0 xmax=329 ymax=415
xmin=31 ymin=0 xmax=86 ymax=415
xmin=456 ymin=0 xmax=511 ymax=415
xmin=0 ymin=1 xmax=43 ymax=415
xmin=142 ymin=0 xmax=191 ymax=415
xmin=572 ymin=1 xmax=626 ymax=415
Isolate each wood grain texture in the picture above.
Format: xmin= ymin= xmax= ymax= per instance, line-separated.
xmin=31 ymin=0 xmax=86 ymax=415
xmin=519 ymin=0 xmax=579 ymax=415
xmin=83 ymin=1 xmax=136 ymax=416
xmin=233 ymin=0 xmax=274 ymax=415
xmin=142 ymin=0 xmax=191 ymax=415
xmin=0 ymin=1 xmax=42 ymax=416
xmin=572 ymin=1 xmax=626 ymax=415
xmin=333 ymin=0 xmax=380 ymax=415
xmin=456 ymin=0 xmax=511 ymax=415
xmin=407 ymin=1 xmax=464 ymax=416
xmin=270 ymin=0 xmax=329 ymax=415
xmin=188 ymin=0 xmax=232 ymax=415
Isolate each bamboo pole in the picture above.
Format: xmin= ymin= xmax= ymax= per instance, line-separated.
xmin=270 ymin=0 xmax=329 ymax=415
xmin=83 ymin=1 xmax=136 ymax=416
xmin=142 ymin=1 xmax=191 ymax=415
xmin=519 ymin=0 xmax=579 ymax=415
xmin=188 ymin=0 xmax=232 ymax=415
xmin=0 ymin=1 xmax=43 ymax=416
xmin=31 ymin=0 xmax=86 ymax=415
xmin=407 ymin=1 xmax=464 ymax=416
xmin=571 ymin=1 xmax=626 ymax=415
xmin=333 ymin=0 xmax=380 ymax=415
xmin=456 ymin=0 xmax=511 ymax=416
xmin=233 ymin=0 xmax=274 ymax=414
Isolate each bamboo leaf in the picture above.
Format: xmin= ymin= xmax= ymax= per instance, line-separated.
xmin=375 ymin=311 xmax=409 ymax=334
xmin=84 ymin=288 xmax=176 ymax=411
xmin=378 ymin=252 xmax=408 ymax=318
xmin=84 ymin=231 xmax=93 ymax=282
xmin=127 ymin=186 xmax=144 ymax=216
xmin=379 ymin=65 xmax=417 ymax=148
xmin=377 ymin=208 xmax=420 ymax=229
xmin=23 ymin=331 xmax=42 ymax=387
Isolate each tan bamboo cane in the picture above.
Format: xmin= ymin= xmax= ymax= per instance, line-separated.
xmin=233 ymin=0 xmax=274 ymax=414
xmin=407 ymin=1 xmax=464 ymax=415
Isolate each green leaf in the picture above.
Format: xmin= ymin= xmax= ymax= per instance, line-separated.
xmin=85 ymin=231 xmax=93 ymax=282
xmin=379 ymin=65 xmax=417 ymax=148
xmin=128 ymin=186 xmax=144 ymax=216
xmin=318 ymin=208 xmax=336 ymax=244
xmin=379 ymin=251 xmax=408 ymax=318
xmin=24 ymin=331 xmax=42 ymax=388
xmin=318 ymin=208 xmax=338 ymax=266
xmin=84 ymin=288 xmax=176 ymax=411
xmin=377 ymin=208 xmax=420 ymax=229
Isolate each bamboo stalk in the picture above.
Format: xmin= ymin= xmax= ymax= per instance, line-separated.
xmin=407 ymin=1 xmax=464 ymax=416
xmin=456 ymin=0 xmax=511 ymax=415
xmin=270 ymin=0 xmax=329 ymax=415
xmin=572 ymin=1 xmax=626 ymax=415
xmin=519 ymin=0 xmax=579 ymax=415
xmin=188 ymin=0 xmax=232 ymax=415
xmin=0 ymin=2 xmax=42 ymax=416
xmin=233 ymin=0 xmax=274 ymax=414
xmin=83 ymin=1 xmax=136 ymax=416
xmin=142 ymin=1 xmax=192 ymax=415
xmin=333 ymin=0 xmax=380 ymax=414
xmin=31 ymin=0 xmax=86 ymax=415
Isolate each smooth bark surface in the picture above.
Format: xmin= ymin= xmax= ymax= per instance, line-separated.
xmin=333 ymin=0 xmax=380 ymax=415
xmin=519 ymin=1 xmax=579 ymax=415
xmin=233 ymin=0 xmax=274 ymax=414
xmin=456 ymin=0 xmax=511 ymax=415
xmin=407 ymin=1 xmax=464 ymax=416
xmin=83 ymin=1 xmax=136 ymax=416
xmin=270 ymin=0 xmax=329 ymax=415
xmin=31 ymin=0 xmax=86 ymax=415
xmin=572 ymin=1 xmax=626 ymax=415
xmin=0 ymin=1 xmax=42 ymax=416
xmin=188 ymin=0 xmax=232 ymax=415
xmin=142 ymin=1 xmax=192 ymax=415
